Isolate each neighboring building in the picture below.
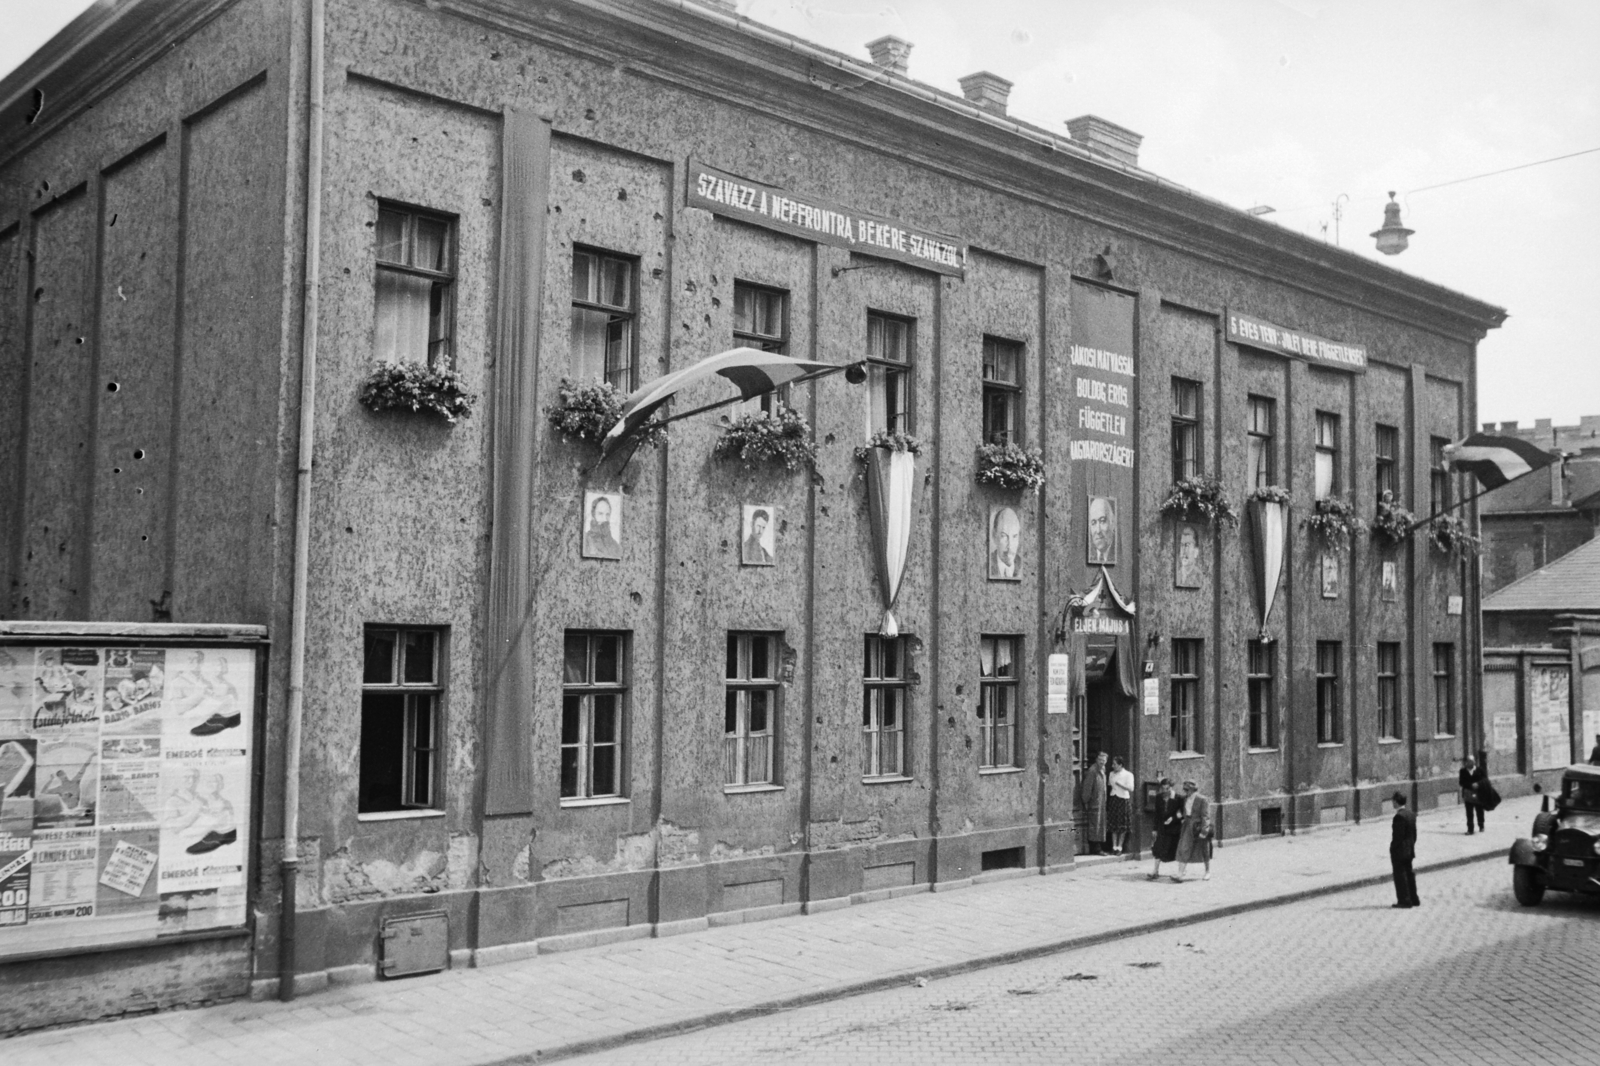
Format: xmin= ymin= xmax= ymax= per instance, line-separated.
xmin=1482 ymin=539 xmax=1600 ymax=787
xmin=1478 ymin=423 xmax=1600 ymax=593
xmin=0 ymin=0 xmax=1506 ymax=1028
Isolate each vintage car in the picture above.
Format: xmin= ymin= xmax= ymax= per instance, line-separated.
xmin=1509 ymin=763 xmax=1600 ymax=906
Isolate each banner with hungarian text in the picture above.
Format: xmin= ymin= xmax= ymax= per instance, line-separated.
xmin=1068 ymin=281 xmax=1138 ymax=589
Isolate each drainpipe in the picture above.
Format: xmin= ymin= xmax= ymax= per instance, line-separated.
xmin=280 ymin=0 xmax=325 ymax=1003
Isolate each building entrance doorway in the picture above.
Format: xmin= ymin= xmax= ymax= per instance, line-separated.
xmin=1073 ymin=647 xmax=1133 ymax=855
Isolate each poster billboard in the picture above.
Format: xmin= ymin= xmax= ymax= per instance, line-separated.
xmin=0 ymin=643 xmax=256 ymax=959
xmin=1529 ymin=664 xmax=1570 ymax=772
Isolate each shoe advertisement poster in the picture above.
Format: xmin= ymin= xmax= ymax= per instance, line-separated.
xmin=0 ymin=644 xmax=255 ymax=959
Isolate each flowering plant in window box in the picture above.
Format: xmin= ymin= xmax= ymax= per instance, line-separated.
xmin=544 ymin=377 xmax=666 ymax=450
xmin=974 ymin=440 xmax=1046 ymax=493
xmin=1427 ymin=513 xmax=1481 ymax=557
xmin=853 ymin=430 xmax=923 ymax=464
xmin=1303 ymin=495 xmax=1367 ymax=552
xmin=1370 ymin=490 xmax=1418 ymax=546
xmin=359 ymin=360 xmax=476 ymax=424
xmin=1247 ymin=485 xmax=1292 ymax=505
xmin=1160 ymin=474 xmax=1239 ymax=528
xmin=712 ymin=405 xmax=817 ymax=472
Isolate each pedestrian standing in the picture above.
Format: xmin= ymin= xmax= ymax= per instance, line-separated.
xmin=1588 ymin=733 xmax=1600 ymax=766
xmin=1107 ymin=756 xmax=1135 ymax=855
xmin=1079 ymin=751 xmax=1109 ymax=855
xmin=1459 ymin=756 xmax=1487 ymax=834
xmin=1390 ymin=791 xmax=1420 ymax=909
xmin=1146 ymin=778 xmax=1183 ymax=881
xmin=1172 ymin=780 xmax=1212 ymax=882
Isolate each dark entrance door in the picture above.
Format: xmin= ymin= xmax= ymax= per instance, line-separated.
xmin=1074 ymin=652 xmax=1131 ymax=855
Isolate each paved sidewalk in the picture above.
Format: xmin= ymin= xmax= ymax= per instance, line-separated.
xmin=6 ymin=796 xmax=1541 ymax=1065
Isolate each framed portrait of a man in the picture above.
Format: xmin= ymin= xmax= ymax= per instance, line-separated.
xmin=1381 ymin=560 xmax=1398 ymax=602
xmin=1320 ymin=551 xmax=1339 ymax=599
xmin=581 ymin=491 xmax=622 ymax=560
xmin=1174 ymin=522 xmax=1203 ymax=589
xmin=1087 ymin=495 xmax=1118 ymax=566
xmin=988 ymin=505 xmax=1022 ymax=581
xmin=741 ymin=505 xmax=776 ymax=567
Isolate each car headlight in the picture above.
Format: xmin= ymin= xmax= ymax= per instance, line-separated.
xmin=1531 ymin=834 xmax=1548 ymax=852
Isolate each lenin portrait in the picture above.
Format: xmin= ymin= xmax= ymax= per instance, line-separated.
xmin=1087 ymin=495 xmax=1118 ymax=566
xmin=581 ymin=491 xmax=622 ymax=560
xmin=988 ymin=505 xmax=1022 ymax=581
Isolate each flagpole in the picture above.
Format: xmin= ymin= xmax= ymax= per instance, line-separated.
xmin=1401 ymin=481 xmax=1497 ymax=535
xmin=651 ymin=361 xmax=860 ymax=428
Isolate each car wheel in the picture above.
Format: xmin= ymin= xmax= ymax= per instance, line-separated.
xmin=1513 ymin=865 xmax=1545 ymax=906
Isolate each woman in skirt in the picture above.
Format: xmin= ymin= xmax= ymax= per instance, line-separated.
xmin=1147 ymin=778 xmax=1183 ymax=880
xmin=1107 ymin=756 xmax=1135 ymax=854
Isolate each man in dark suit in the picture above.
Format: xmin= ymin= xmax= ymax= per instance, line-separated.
xmin=1459 ymin=756 xmax=1487 ymax=834
xmin=1390 ymin=791 xmax=1420 ymax=909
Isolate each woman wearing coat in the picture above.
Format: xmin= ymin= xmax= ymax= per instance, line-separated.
xmin=1173 ymin=779 xmax=1212 ymax=882
xmin=1146 ymin=778 xmax=1183 ymax=880
xmin=1078 ymin=751 xmax=1109 ymax=854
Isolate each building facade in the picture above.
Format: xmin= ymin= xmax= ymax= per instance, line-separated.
xmin=0 ymin=0 xmax=1507 ymax=1028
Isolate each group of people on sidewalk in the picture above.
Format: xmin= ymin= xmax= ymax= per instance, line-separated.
xmin=1078 ymin=753 xmax=1212 ymax=881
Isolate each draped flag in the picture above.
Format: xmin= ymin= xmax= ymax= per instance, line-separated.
xmin=1247 ymin=497 xmax=1287 ymax=637
xmin=600 ymin=347 xmax=842 ymax=456
xmin=863 ymin=446 xmax=917 ymax=637
xmin=1443 ymin=433 xmax=1558 ymax=491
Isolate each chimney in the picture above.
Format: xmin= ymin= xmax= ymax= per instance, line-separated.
xmin=1065 ymin=115 xmax=1143 ymax=168
xmin=1482 ymin=422 xmax=1495 ymax=432
xmin=865 ymin=35 xmax=913 ymax=75
xmin=1500 ymin=420 xmax=1519 ymax=432
xmin=958 ymin=71 xmax=1013 ymax=116
xmin=1551 ymin=453 xmax=1566 ymax=506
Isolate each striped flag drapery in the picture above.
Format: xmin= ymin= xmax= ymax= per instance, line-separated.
xmin=863 ymin=445 xmax=918 ymax=637
xmin=1443 ymin=433 xmax=1558 ymax=490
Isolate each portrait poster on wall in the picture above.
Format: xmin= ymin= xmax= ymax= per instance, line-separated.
xmin=0 ymin=644 xmax=257 ymax=959
xmin=1174 ymin=523 xmax=1202 ymax=588
xmin=581 ymin=491 xmax=623 ymax=560
xmin=741 ymin=505 xmax=776 ymax=567
xmin=1381 ymin=561 xmax=1399 ymax=602
xmin=988 ymin=505 xmax=1022 ymax=581
xmin=1320 ymin=552 xmax=1339 ymax=599
xmin=1087 ymin=496 xmax=1119 ymax=567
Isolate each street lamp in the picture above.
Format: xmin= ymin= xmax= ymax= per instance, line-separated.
xmin=1371 ymin=191 xmax=1414 ymax=255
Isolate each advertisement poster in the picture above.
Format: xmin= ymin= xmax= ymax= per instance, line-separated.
xmin=1529 ymin=665 xmax=1571 ymax=772
xmin=0 ymin=645 xmax=255 ymax=959
xmin=1491 ymin=711 xmax=1518 ymax=754
xmin=1046 ymin=654 xmax=1071 ymax=715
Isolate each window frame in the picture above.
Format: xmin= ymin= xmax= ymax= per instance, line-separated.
xmin=865 ymin=310 xmax=914 ymax=435
xmin=1377 ymin=642 xmax=1402 ymax=741
xmin=981 ymin=335 xmax=1024 ymax=446
xmin=570 ymin=246 xmax=639 ymax=391
xmin=1432 ymin=643 xmax=1456 ymax=738
xmin=1315 ymin=411 xmax=1341 ymax=500
xmin=977 ymin=635 xmax=1022 ymax=771
xmin=1316 ymin=640 xmax=1343 ymax=744
xmin=1171 ymin=378 xmax=1202 ymax=484
xmin=359 ymin=625 xmax=445 ymax=817
xmin=733 ymin=281 xmax=790 ymax=416
xmin=1246 ymin=639 xmax=1276 ymax=750
xmin=1247 ymin=395 xmax=1276 ymax=490
xmin=1170 ymin=638 xmax=1202 ymax=753
xmin=862 ymin=634 xmax=909 ymax=781
xmin=724 ymin=631 xmax=780 ymax=789
xmin=1430 ymin=437 xmax=1453 ymax=516
xmin=1375 ymin=424 xmax=1399 ymax=502
xmin=560 ymin=630 xmax=629 ymax=804
xmin=374 ymin=202 xmax=457 ymax=367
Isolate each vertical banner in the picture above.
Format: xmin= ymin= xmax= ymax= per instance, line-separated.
xmin=1068 ymin=282 xmax=1137 ymax=592
xmin=0 ymin=644 xmax=255 ymax=959
xmin=864 ymin=447 xmax=919 ymax=637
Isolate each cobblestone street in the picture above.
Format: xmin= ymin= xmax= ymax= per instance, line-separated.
xmin=576 ymin=859 xmax=1600 ymax=1066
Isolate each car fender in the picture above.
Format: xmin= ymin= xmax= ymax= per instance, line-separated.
xmin=1508 ymin=839 xmax=1540 ymax=866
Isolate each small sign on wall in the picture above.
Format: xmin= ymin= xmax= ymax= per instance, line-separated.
xmin=1446 ymin=595 xmax=1463 ymax=616
xmin=1142 ymin=676 xmax=1160 ymax=716
xmin=1046 ymin=653 xmax=1071 ymax=714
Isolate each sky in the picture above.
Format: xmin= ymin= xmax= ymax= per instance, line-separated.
xmin=3 ymin=0 xmax=1596 ymax=430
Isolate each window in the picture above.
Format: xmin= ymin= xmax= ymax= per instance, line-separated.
xmin=866 ymin=311 xmax=912 ymax=434
xmin=360 ymin=627 xmax=443 ymax=814
xmin=1247 ymin=639 xmax=1275 ymax=749
xmin=1430 ymin=437 xmax=1452 ymax=515
xmin=1315 ymin=412 xmax=1340 ymax=499
xmin=571 ymin=248 xmax=636 ymax=389
xmin=981 ymin=336 xmax=1023 ymax=444
xmin=1316 ymin=641 xmax=1342 ymax=743
xmin=374 ymin=204 xmax=454 ymax=365
xmin=1375 ymin=425 xmax=1399 ymax=501
xmin=1432 ymin=643 xmax=1456 ymax=736
xmin=863 ymin=635 xmax=908 ymax=778
xmin=1171 ymin=378 xmax=1201 ymax=483
xmin=1377 ymin=642 xmax=1402 ymax=740
xmin=561 ymin=631 xmax=627 ymax=800
xmin=725 ymin=632 xmax=778 ymax=787
xmin=978 ymin=636 xmax=1021 ymax=769
xmin=1170 ymin=639 xmax=1202 ymax=752
xmin=1247 ymin=396 xmax=1276 ymax=490
xmin=733 ymin=283 xmax=788 ymax=415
